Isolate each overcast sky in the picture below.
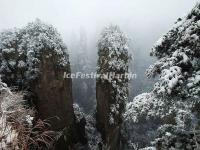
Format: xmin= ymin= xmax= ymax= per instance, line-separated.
xmin=0 ymin=0 xmax=199 ymax=50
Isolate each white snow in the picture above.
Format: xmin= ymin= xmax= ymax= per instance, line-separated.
xmin=0 ymin=19 xmax=69 ymax=82
xmin=98 ymin=25 xmax=129 ymax=125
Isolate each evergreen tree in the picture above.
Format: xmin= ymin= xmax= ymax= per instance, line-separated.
xmin=124 ymin=3 xmax=200 ymax=149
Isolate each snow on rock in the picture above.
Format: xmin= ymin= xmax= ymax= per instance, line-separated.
xmin=98 ymin=25 xmax=129 ymax=53
xmin=96 ymin=25 xmax=129 ymax=149
xmin=97 ymin=25 xmax=129 ymax=72
xmin=97 ymin=25 xmax=129 ymax=125
xmin=0 ymin=19 xmax=69 ymax=86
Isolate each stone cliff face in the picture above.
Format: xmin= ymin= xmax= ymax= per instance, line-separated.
xmin=0 ymin=20 xmax=78 ymax=149
xmin=33 ymin=55 xmax=74 ymax=131
xmin=96 ymin=25 xmax=129 ymax=149
xmin=96 ymin=81 xmax=121 ymax=150
xmin=31 ymin=54 xmax=76 ymax=149
xmin=96 ymin=81 xmax=112 ymax=141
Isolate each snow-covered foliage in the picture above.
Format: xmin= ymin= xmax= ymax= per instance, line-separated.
xmin=98 ymin=25 xmax=129 ymax=71
xmin=0 ymin=78 xmax=60 ymax=149
xmin=97 ymin=25 xmax=129 ymax=125
xmin=85 ymin=115 xmax=102 ymax=150
xmin=151 ymin=124 xmax=200 ymax=150
xmin=124 ymin=93 xmax=195 ymax=124
xmin=140 ymin=147 xmax=156 ymax=150
xmin=175 ymin=109 xmax=196 ymax=130
xmin=146 ymin=3 xmax=200 ymax=98
xmin=123 ymin=92 xmax=195 ymax=149
xmin=123 ymin=92 xmax=198 ymax=149
xmin=123 ymin=3 xmax=200 ymax=149
xmin=124 ymin=93 xmax=160 ymax=123
xmin=73 ymin=103 xmax=85 ymax=123
xmin=0 ymin=79 xmax=34 ymax=149
xmin=73 ymin=103 xmax=102 ymax=149
xmin=0 ymin=19 xmax=69 ymax=87
xmin=97 ymin=25 xmax=129 ymax=74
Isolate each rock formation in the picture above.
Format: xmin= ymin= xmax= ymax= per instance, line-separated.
xmin=96 ymin=25 xmax=129 ymax=149
xmin=0 ymin=19 xmax=76 ymax=149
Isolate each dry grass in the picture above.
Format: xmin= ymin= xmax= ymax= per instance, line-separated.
xmin=0 ymin=80 xmax=59 ymax=150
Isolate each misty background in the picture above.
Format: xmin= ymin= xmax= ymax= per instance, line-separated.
xmin=0 ymin=0 xmax=198 ymax=112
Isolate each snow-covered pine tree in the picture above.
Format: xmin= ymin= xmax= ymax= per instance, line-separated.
xmin=124 ymin=3 xmax=200 ymax=149
xmin=145 ymin=2 xmax=200 ymax=117
xmin=96 ymin=25 xmax=129 ymax=149
xmin=146 ymin=3 xmax=200 ymax=98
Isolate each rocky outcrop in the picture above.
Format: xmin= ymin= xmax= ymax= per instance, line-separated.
xmin=32 ymin=55 xmax=74 ymax=131
xmin=96 ymin=25 xmax=129 ymax=149
xmin=0 ymin=19 xmax=77 ymax=149
xmin=30 ymin=54 xmax=76 ymax=150
xmin=96 ymin=75 xmax=123 ymax=150
xmin=96 ymin=80 xmax=121 ymax=147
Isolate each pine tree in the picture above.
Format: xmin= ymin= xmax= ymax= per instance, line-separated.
xmin=124 ymin=3 xmax=200 ymax=149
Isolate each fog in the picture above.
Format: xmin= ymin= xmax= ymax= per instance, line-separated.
xmin=0 ymin=0 xmax=198 ymax=63
xmin=0 ymin=0 xmax=198 ymax=44
xmin=0 ymin=0 xmax=198 ymax=111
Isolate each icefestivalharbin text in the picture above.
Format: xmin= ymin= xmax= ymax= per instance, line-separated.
xmin=63 ymin=72 xmax=137 ymax=80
